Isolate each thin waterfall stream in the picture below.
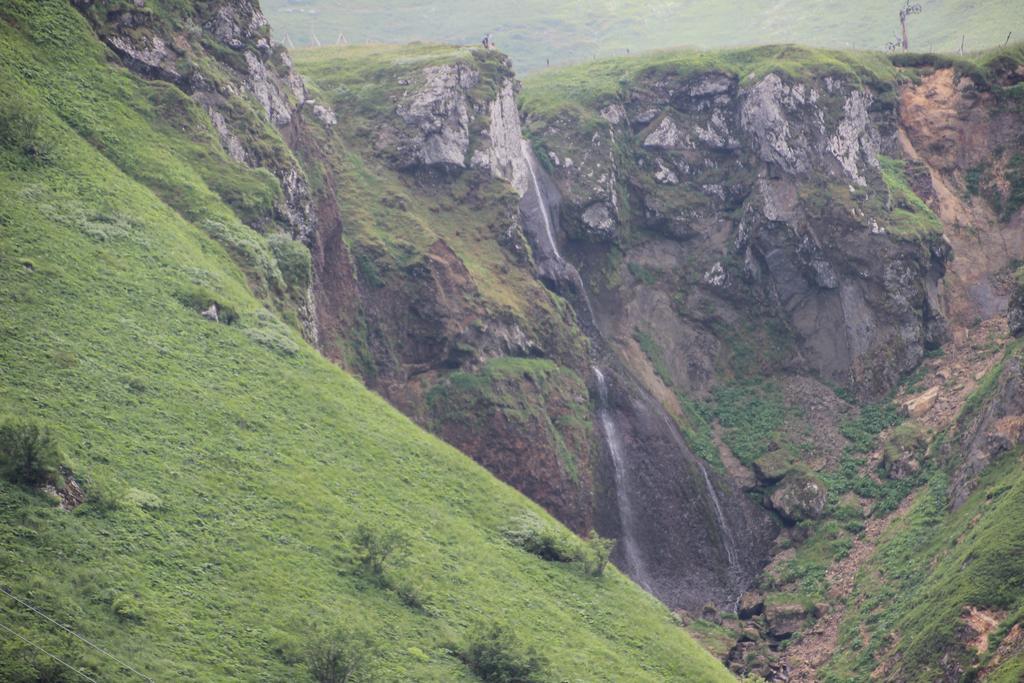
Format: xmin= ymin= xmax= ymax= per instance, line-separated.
xmin=654 ymin=406 xmax=742 ymax=588
xmin=521 ymin=140 xmax=746 ymax=606
xmin=520 ymin=139 xmax=562 ymax=260
xmin=592 ymin=366 xmax=653 ymax=590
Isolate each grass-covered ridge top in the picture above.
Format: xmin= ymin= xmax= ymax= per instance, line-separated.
xmin=521 ymin=41 xmax=1024 ymax=126
xmin=295 ymin=42 xmax=514 ymax=119
xmin=521 ymin=44 xmax=901 ymax=123
xmin=0 ymin=1 xmax=732 ymax=680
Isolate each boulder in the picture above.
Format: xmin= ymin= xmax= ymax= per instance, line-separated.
xmin=902 ymin=386 xmax=940 ymax=419
xmin=737 ymin=591 xmax=765 ymax=619
xmin=727 ymin=640 xmax=775 ymax=678
xmin=882 ymin=422 xmax=929 ymax=480
xmin=701 ymin=602 xmax=721 ymax=625
xmin=764 ymin=602 xmax=810 ymax=639
xmin=770 ymin=473 xmax=827 ymax=523
xmin=581 ymin=202 xmax=618 ymax=240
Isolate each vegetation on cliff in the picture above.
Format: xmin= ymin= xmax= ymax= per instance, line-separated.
xmin=0 ymin=1 xmax=735 ymax=680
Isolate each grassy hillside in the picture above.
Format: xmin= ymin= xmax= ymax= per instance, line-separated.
xmin=262 ymin=0 xmax=1020 ymax=73
xmin=0 ymin=1 xmax=733 ymax=680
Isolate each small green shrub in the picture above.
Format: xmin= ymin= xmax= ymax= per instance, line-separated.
xmin=840 ymin=401 xmax=901 ymax=454
xmin=268 ymin=234 xmax=312 ymax=294
xmin=0 ymin=419 xmax=64 ymax=488
xmin=122 ymin=487 xmax=164 ymax=512
xmin=79 ymin=476 xmax=123 ymax=515
xmin=111 ymin=593 xmax=144 ymax=622
xmin=0 ymin=644 xmax=77 ymax=683
xmin=242 ymin=312 xmax=300 ymax=356
xmin=832 ymin=501 xmax=866 ymax=534
xmin=580 ymin=531 xmax=616 ymax=577
xmin=351 ymin=523 xmax=409 ymax=577
xmin=0 ymin=95 xmax=49 ymax=159
xmin=503 ymin=514 xmax=579 ymax=562
xmin=306 ymin=622 xmax=377 ymax=683
xmin=382 ymin=574 xmax=434 ymax=613
xmin=460 ymin=622 xmax=548 ymax=683
xmin=200 ymin=219 xmax=285 ymax=297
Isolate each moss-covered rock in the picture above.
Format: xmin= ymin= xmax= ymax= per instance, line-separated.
xmin=752 ymin=450 xmax=794 ymax=485
xmin=764 ymin=602 xmax=811 ymax=639
xmin=769 ymin=472 xmax=827 ymax=523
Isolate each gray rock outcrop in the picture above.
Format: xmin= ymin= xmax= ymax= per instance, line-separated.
xmin=384 ymin=57 xmax=530 ymax=196
xmin=525 ymin=64 xmax=949 ymax=398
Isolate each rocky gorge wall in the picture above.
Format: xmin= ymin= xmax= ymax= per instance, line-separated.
xmin=517 ymin=46 xmax=1024 ymax=678
xmin=521 ymin=51 xmax=952 ymax=403
xmin=73 ymin=0 xmax=1024 ymax=653
xmin=290 ymin=43 xmax=602 ymax=533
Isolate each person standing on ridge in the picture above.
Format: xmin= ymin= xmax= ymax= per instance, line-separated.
xmin=482 ymin=33 xmax=495 ymax=49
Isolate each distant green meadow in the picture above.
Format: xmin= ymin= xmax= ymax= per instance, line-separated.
xmin=263 ymin=0 xmax=1020 ymax=73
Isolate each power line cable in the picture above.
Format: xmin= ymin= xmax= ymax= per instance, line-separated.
xmin=0 ymin=618 xmax=99 ymax=683
xmin=1 ymin=586 xmax=153 ymax=681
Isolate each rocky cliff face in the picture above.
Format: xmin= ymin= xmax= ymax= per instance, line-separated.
xmin=947 ymin=353 xmax=1024 ymax=509
xmin=897 ymin=65 xmax=1024 ymax=330
xmin=525 ymin=56 xmax=949 ymax=401
xmin=378 ymin=59 xmax=530 ymax=195
xmin=292 ymin=44 xmax=600 ymax=533
xmin=519 ymin=47 xmax=1024 ymax=678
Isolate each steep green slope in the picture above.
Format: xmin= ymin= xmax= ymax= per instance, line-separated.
xmin=0 ymin=2 xmax=732 ymax=681
xmin=261 ymin=0 xmax=1019 ymax=73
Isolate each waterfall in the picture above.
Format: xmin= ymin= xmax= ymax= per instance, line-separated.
xmin=592 ymin=366 xmax=652 ymax=590
xmin=520 ymin=140 xmax=653 ymax=587
xmin=517 ymin=134 xmax=762 ymax=609
xmin=520 ymin=139 xmax=562 ymax=260
xmin=700 ymin=465 xmax=740 ymax=571
xmin=654 ymin=405 xmax=742 ymax=601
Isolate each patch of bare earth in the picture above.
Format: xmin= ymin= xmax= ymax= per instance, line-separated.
xmin=978 ymin=623 xmax=1024 ymax=677
xmin=895 ymin=317 xmax=1010 ymax=436
xmin=962 ymin=606 xmax=1006 ymax=655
